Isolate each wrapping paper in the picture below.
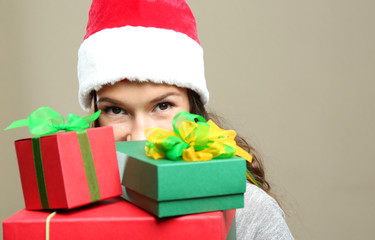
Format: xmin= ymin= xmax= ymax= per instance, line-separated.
xmin=117 ymin=140 xmax=246 ymax=217
xmin=3 ymin=197 xmax=236 ymax=240
xmin=15 ymin=126 xmax=122 ymax=210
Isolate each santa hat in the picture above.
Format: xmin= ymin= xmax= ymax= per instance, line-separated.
xmin=77 ymin=0 xmax=209 ymax=111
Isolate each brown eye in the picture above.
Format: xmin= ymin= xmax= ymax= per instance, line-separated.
xmin=103 ymin=106 xmax=126 ymax=115
xmin=111 ymin=107 xmax=122 ymax=114
xmin=158 ymin=103 xmax=169 ymax=110
xmin=154 ymin=102 xmax=173 ymax=112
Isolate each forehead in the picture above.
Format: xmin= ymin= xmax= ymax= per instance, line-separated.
xmin=97 ymin=81 xmax=188 ymax=100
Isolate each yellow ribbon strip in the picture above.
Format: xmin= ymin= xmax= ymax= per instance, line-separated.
xmin=45 ymin=211 xmax=57 ymax=240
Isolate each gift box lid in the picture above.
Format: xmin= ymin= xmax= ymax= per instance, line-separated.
xmin=3 ymin=197 xmax=236 ymax=240
xmin=116 ymin=141 xmax=246 ymax=201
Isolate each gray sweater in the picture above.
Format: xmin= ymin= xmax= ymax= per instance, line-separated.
xmin=236 ymin=183 xmax=294 ymax=239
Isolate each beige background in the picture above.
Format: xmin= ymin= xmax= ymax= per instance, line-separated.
xmin=1 ymin=0 xmax=374 ymax=239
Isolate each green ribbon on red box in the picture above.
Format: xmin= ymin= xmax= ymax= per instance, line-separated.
xmin=5 ymin=107 xmax=101 ymax=209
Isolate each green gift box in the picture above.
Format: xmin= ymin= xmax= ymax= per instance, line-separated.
xmin=116 ymin=140 xmax=246 ymax=218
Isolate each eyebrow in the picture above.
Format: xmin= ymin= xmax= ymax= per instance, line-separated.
xmin=97 ymin=97 xmax=124 ymax=106
xmin=149 ymin=92 xmax=181 ymax=104
xmin=97 ymin=92 xmax=182 ymax=106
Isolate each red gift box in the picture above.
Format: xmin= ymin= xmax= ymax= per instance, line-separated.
xmin=3 ymin=197 xmax=236 ymax=240
xmin=14 ymin=126 xmax=122 ymax=210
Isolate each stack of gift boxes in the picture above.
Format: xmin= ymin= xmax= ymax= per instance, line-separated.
xmin=3 ymin=110 xmax=246 ymax=240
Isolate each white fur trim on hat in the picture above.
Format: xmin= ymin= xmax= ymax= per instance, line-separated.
xmin=78 ymin=26 xmax=209 ymax=111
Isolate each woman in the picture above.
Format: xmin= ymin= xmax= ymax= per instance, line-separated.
xmin=78 ymin=0 xmax=293 ymax=239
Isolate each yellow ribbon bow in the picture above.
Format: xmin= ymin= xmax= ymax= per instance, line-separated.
xmin=145 ymin=111 xmax=259 ymax=186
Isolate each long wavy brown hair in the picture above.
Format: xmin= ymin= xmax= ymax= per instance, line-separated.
xmin=91 ymin=89 xmax=277 ymax=202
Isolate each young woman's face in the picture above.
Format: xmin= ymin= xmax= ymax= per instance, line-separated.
xmin=96 ymin=81 xmax=190 ymax=141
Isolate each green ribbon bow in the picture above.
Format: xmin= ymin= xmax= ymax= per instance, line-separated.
xmin=4 ymin=106 xmax=100 ymax=135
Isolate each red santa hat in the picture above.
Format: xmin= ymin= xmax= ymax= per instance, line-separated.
xmin=77 ymin=0 xmax=209 ymax=111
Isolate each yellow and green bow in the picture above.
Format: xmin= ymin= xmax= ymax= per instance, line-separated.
xmin=145 ymin=111 xmax=259 ymax=187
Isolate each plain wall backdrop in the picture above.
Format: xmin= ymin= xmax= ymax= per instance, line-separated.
xmin=1 ymin=1 xmax=374 ymax=239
